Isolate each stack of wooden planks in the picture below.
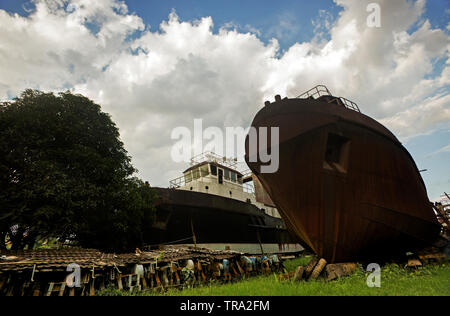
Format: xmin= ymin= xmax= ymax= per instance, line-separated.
xmin=0 ymin=246 xmax=284 ymax=296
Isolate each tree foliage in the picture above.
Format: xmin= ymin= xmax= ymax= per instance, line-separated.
xmin=0 ymin=90 xmax=156 ymax=251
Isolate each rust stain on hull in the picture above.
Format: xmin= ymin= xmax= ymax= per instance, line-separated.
xmin=245 ymin=94 xmax=441 ymax=263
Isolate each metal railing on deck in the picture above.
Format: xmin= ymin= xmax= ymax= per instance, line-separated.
xmin=296 ymin=85 xmax=361 ymax=113
xmin=169 ymin=174 xmax=255 ymax=195
xmin=169 ymin=175 xmax=186 ymax=189
xmin=338 ymin=97 xmax=360 ymax=112
xmin=189 ymin=152 xmax=238 ymax=169
xmin=297 ymin=85 xmax=332 ymax=99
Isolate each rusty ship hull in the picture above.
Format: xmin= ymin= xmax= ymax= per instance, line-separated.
xmin=245 ymin=93 xmax=441 ymax=263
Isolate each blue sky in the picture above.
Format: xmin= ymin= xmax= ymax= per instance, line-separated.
xmin=406 ymin=129 xmax=450 ymax=202
xmin=2 ymin=0 xmax=448 ymax=49
xmin=0 ymin=0 xmax=449 ymax=201
xmin=2 ymin=0 xmax=342 ymax=50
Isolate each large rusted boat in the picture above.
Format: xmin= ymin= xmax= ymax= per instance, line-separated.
xmin=245 ymin=85 xmax=443 ymax=263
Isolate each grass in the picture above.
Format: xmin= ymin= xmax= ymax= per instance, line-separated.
xmin=98 ymin=256 xmax=450 ymax=296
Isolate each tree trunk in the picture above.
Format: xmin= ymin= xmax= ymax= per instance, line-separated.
xmin=9 ymin=226 xmax=25 ymax=250
xmin=0 ymin=231 xmax=6 ymax=250
xmin=24 ymin=231 xmax=38 ymax=250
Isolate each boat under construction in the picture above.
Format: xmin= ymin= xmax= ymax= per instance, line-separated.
xmin=149 ymin=152 xmax=302 ymax=255
xmin=245 ymin=85 xmax=447 ymax=263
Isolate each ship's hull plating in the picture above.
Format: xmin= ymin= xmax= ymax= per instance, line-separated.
xmin=245 ymin=98 xmax=441 ymax=262
xmin=147 ymin=188 xmax=301 ymax=254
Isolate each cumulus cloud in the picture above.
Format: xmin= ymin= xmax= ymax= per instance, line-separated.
xmin=267 ymin=11 xmax=302 ymax=42
xmin=426 ymin=143 xmax=450 ymax=158
xmin=0 ymin=0 xmax=144 ymax=96
xmin=0 ymin=0 xmax=449 ymax=186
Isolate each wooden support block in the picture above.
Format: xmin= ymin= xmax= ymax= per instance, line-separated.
xmin=89 ymin=281 xmax=95 ymax=296
xmin=33 ymin=284 xmax=41 ymax=296
xmin=201 ymin=271 xmax=206 ymax=282
xmin=21 ymin=282 xmax=29 ymax=296
xmin=69 ymin=287 xmax=75 ymax=296
xmin=59 ymin=283 xmax=66 ymax=296
xmin=293 ymin=266 xmax=304 ymax=282
xmin=175 ymin=271 xmax=180 ymax=284
xmin=127 ymin=275 xmax=133 ymax=289
xmin=235 ymin=262 xmax=245 ymax=275
xmin=6 ymin=284 xmax=14 ymax=296
xmin=117 ymin=275 xmax=123 ymax=290
xmin=46 ymin=283 xmax=54 ymax=296
xmin=325 ymin=263 xmax=357 ymax=281
xmin=155 ymin=272 xmax=161 ymax=287
xmin=141 ymin=276 xmax=148 ymax=289
xmin=162 ymin=271 xmax=169 ymax=287
xmin=304 ymin=257 xmax=319 ymax=279
xmin=310 ymin=258 xmax=327 ymax=280
xmin=149 ymin=274 xmax=155 ymax=288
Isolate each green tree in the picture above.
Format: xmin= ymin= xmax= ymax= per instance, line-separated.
xmin=0 ymin=90 xmax=156 ymax=251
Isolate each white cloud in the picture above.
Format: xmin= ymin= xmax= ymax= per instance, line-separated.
xmin=0 ymin=0 xmax=449 ymax=187
xmin=439 ymin=145 xmax=450 ymax=153
xmin=0 ymin=0 xmax=144 ymax=96
xmin=380 ymin=92 xmax=450 ymax=139
xmin=311 ymin=9 xmax=336 ymax=42
xmin=427 ymin=144 xmax=450 ymax=158
xmin=267 ymin=11 xmax=302 ymax=42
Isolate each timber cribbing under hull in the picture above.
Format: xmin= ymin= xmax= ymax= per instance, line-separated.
xmin=0 ymin=246 xmax=284 ymax=296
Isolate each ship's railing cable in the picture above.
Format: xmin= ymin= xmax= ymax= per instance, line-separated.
xmin=162 ymin=236 xmax=194 ymax=245
xmin=143 ymin=236 xmax=194 ymax=249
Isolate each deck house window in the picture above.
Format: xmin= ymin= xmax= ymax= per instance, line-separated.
xmin=200 ymin=164 xmax=209 ymax=177
xmin=184 ymin=171 xmax=192 ymax=183
xmin=192 ymin=168 xmax=200 ymax=180
xmin=210 ymin=164 xmax=217 ymax=176
xmin=224 ymin=169 xmax=230 ymax=181
xmin=231 ymin=172 xmax=237 ymax=182
xmin=218 ymin=169 xmax=223 ymax=184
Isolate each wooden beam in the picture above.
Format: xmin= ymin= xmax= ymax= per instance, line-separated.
xmin=190 ymin=218 xmax=197 ymax=248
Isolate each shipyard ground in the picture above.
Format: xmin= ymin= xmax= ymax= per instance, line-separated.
xmin=98 ymin=256 xmax=450 ymax=296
